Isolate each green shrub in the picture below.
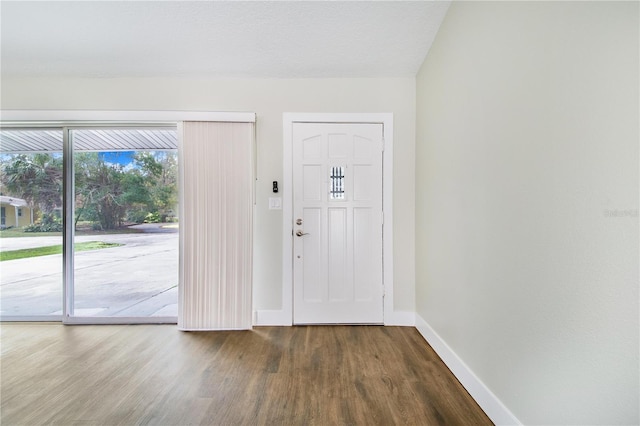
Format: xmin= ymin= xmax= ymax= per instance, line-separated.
xmin=25 ymin=222 xmax=62 ymax=232
xmin=126 ymin=209 xmax=149 ymax=224
xmin=144 ymin=212 xmax=160 ymax=223
xmin=24 ymin=214 xmax=62 ymax=233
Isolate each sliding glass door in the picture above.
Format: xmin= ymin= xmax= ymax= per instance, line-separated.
xmin=0 ymin=125 xmax=178 ymax=323
xmin=0 ymin=129 xmax=64 ymax=318
xmin=69 ymin=128 xmax=178 ymax=320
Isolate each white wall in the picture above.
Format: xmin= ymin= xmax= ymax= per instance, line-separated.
xmin=415 ymin=2 xmax=638 ymax=425
xmin=1 ymin=77 xmax=416 ymax=316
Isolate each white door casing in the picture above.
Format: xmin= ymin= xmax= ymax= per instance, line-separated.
xmin=292 ymin=122 xmax=383 ymax=324
xmin=274 ymin=113 xmax=394 ymax=327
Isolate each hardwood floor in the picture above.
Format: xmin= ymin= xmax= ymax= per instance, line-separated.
xmin=1 ymin=324 xmax=492 ymax=425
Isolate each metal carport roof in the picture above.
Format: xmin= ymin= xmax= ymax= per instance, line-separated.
xmin=0 ymin=128 xmax=177 ymax=153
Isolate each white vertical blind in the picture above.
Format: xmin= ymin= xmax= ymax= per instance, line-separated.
xmin=179 ymin=121 xmax=254 ymax=330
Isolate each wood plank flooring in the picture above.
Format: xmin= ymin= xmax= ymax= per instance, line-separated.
xmin=1 ymin=324 xmax=492 ymax=425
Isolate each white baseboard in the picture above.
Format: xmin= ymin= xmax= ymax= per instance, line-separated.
xmin=255 ymin=309 xmax=415 ymax=326
xmin=254 ymin=310 xmax=292 ymax=326
xmin=384 ymin=310 xmax=415 ymax=326
xmin=415 ymin=314 xmax=521 ymax=426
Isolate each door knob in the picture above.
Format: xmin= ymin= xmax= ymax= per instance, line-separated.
xmin=295 ymin=230 xmax=309 ymax=237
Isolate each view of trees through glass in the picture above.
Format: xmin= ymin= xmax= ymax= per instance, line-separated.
xmin=73 ymin=151 xmax=178 ymax=230
xmin=3 ymin=153 xmax=63 ymax=231
xmin=0 ymin=130 xmax=63 ymax=317
xmin=0 ymin=128 xmax=178 ymax=319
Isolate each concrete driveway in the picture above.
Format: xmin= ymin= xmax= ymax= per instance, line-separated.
xmin=0 ymin=226 xmax=178 ymax=318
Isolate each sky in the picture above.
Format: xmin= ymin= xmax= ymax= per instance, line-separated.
xmin=98 ymin=151 xmax=135 ymax=166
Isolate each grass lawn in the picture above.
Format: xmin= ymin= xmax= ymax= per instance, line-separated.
xmin=0 ymin=241 xmax=123 ymax=262
xmin=0 ymin=227 xmax=143 ymax=238
xmin=0 ymin=228 xmax=62 ymax=238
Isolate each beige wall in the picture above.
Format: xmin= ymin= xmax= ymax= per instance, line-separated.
xmin=416 ymin=1 xmax=638 ymax=424
xmin=1 ymin=205 xmax=32 ymax=228
xmin=1 ymin=77 xmax=416 ymax=313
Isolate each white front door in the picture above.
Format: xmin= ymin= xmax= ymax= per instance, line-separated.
xmin=292 ymin=122 xmax=384 ymax=324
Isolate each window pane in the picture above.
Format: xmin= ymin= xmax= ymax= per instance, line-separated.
xmin=0 ymin=129 xmax=63 ymax=317
xmin=71 ymin=128 xmax=178 ymax=318
xmin=329 ymin=166 xmax=345 ymax=200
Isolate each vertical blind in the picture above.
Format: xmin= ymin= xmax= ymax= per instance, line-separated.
xmin=179 ymin=121 xmax=254 ymax=330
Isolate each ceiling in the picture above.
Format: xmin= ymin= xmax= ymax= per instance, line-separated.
xmin=1 ymin=1 xmax=450 ymax=79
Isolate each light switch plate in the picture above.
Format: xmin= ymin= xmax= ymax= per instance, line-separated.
xmin=268 ymin=197 xmax=282 ymax=210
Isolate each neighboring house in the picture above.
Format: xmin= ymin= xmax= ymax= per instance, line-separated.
xmin=0 ymin=196 xmax=33 ymax=229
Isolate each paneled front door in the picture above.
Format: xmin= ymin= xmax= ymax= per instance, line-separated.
xmin=292 ymin=123 xmax=384 ymax=324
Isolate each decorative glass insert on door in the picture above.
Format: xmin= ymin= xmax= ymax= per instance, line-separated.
xmin=329 ymin=166 xmax=345 ymax=200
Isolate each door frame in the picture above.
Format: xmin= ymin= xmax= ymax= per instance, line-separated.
xmin=281 ymin=113 xmax=394 ymax=325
